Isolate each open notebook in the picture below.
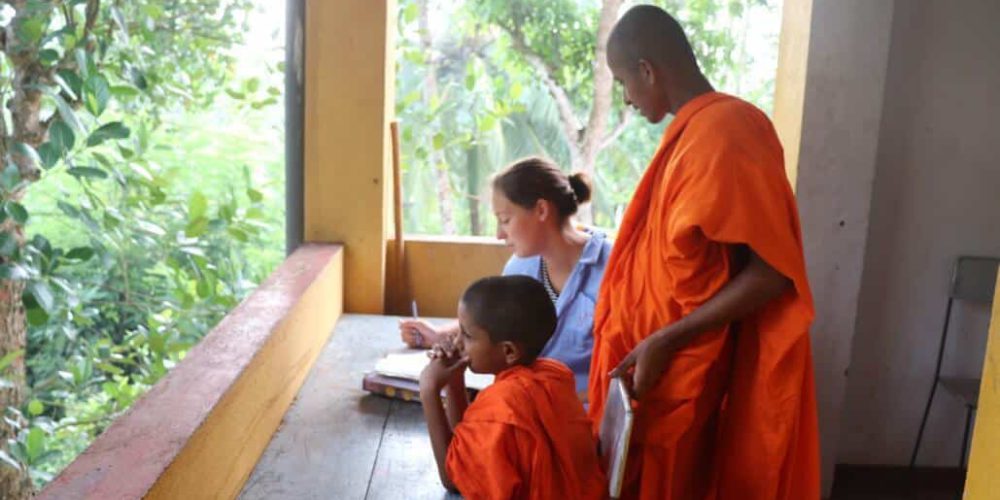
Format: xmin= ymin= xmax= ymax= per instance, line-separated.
xmin=599 ymin=377 xmax=634 ymax=499
xmin=365 ymin=349 xmax=494 ymax=400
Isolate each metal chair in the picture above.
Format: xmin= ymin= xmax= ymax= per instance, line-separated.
xmin=910 ymin=256 xmax=1000 ymax=469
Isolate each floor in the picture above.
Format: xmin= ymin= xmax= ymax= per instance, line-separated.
xmin=829 ymin=465 xmax=965 ymax=500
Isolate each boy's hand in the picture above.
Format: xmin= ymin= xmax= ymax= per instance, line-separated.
xmin=420 ymin=351 xmax=468 ymax=393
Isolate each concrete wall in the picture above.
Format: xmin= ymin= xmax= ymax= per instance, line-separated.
xmin=791 ymin=0 xmax=895 ymax=491
xmin=838 ymin=0 xmax=1000 ymax=466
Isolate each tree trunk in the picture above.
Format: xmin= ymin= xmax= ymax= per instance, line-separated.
xmin=0 ymin=280 xmax=30 ymax=498
xmin=418 ymin=0 xmax=457 ymax=235
xmin=0 ymin=5 xmax=55 ymax=496
xmin=575 ymin=0 xmax=624 ymax=223
xmin=466 ymin=148 xmax=482 ymax=236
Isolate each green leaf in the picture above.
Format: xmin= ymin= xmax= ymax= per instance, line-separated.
xmin=0 ymin=233 xmax=18 ymax=257
xmin=25 ymin=428 xmax=44 ymax=462
xmin=38 ymin=49 xmax=60 ymax=66
xmin=110 ymin=85 xmax=141 ymax=98
xmin=64 ymin=247 xmax=95 ymax=261
xmin=196 ymin=279 xmax=211 ymax=298
xmin=245 ymin=77 xmax=260 ymax=93
xmin=136 ymin=220 xmax=166 ymax=237
xmin=225 ymin=89 xmax=245 ymax=100
xmin=84 ymin=74 xmax=112 ymax=117
xmin=27 ymin=400 xmax=43 ymax=417
xmin=49 ymin=120 xmax=76 ymax=154
xmin=26 ymin=282 xmax=55 ymax=313
xmin=4 ymin=202 xmax=28 ymax=225
xmin=16 ymin=18 xmax=44 ymax=45
xmin=188 ymin=192 xmax=208 ymax=220
xmin=25 ymin=306 xmax=48 ymax=327
xmin=86 ymin=122 xmax=131 ymax=147
xmin=0 ymin=349 xmax=24 ymax=373
xmin=52 ymin=94 xmax=84 ymax=133
xmin=36 ymin=144 xmax=58 ymax=169
xmin=247 ymin=189 xmax=263 ymax=202
xmin=185 ymin=217 xmax=209 ymax=238
xmin=403 ymin=2 xmax=419 ymax=23
xmin=56 ymin=70 xmax=83 ymax=98
xmin=67 ymin=166 xmax=109 ymax=180
xmin=432 ymin=133 xmax=444 ymax=150
xmin=74 ymin=49 xmax=89 ymax=79
xmin=0 ymin=164 xmax=22 ymax=190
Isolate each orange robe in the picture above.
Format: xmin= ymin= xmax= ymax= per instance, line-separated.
xmin=446 ymin=359 xmax=606 ymax=500
xmin=588 ymin=92 xmax=820 ymax=499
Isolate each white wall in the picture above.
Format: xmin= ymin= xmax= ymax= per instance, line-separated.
xmin=838 ymin=0 xmax=1000 ymax=466
xmin=792 ymin=0 xmax=895 ymax=492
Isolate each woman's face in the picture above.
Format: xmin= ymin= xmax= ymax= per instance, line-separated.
xmin=492 ymin=190 xmax=549 ymax=257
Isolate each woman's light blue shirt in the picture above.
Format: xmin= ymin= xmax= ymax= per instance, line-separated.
xmin=502 ymin=231 xmax=612 ymax=394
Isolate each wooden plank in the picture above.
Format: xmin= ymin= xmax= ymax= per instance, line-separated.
xmin=303 ymin=0 xmax=396 ymax=313
xmin=366 ymin=401 xmax=462 ymax=500
xmin=964 ymin=272 xmax=1000 ymax=499
xmin=240 ymin=315 xmax=406 ymax=499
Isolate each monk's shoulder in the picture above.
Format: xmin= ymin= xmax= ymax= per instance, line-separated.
xmin=687 ymin=95 xmax=774 ymax=139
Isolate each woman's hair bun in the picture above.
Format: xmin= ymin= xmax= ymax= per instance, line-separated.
xmin=568 ymin=171 xmax=593 ymax=205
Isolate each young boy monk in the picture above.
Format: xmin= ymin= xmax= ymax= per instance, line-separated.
xmin=419 ymin=275 xmax=605 ymax=500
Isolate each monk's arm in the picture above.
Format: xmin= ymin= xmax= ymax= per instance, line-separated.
xmin=612 ymin=247 xmax=790 ymax=396
xmin=419 ymin=386 xmax=460 ymax=492
xmin=661 ymin=247 xmax=790 ymax=347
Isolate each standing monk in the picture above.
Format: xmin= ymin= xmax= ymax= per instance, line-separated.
xmin=589 ymin=5 xmax=820 ymax=500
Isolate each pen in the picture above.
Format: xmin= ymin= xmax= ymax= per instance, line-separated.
xmin=411 ymin=300 xmax=423 ymax=347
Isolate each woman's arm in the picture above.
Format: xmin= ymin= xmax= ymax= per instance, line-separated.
xmin=399 ymin=320 xmax=460 ymax=348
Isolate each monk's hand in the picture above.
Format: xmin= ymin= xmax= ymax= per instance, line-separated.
xmin=420 ymin=351 xmax=469 ymax=392
xmin=609 ymin=332 xmax=674 ymax=399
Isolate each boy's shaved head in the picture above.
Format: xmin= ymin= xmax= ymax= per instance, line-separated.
xmin=608 ymin=5 xmax=699 ymax=75
xmin=460 ymin=275 xmax=555 ymax=361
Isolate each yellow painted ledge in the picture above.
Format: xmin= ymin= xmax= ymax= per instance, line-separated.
xmin=38 ymin=244 xmax=344 ymax=500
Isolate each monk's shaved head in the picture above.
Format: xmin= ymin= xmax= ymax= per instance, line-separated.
xmin=606 ymin=4 xmax=712 ymax=122
xmin=608 ymin=5 xmax=699 ymax=75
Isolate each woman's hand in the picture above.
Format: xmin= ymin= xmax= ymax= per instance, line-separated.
xmin=399 ymin=319 xmax=444 ymax=348
xmin=608 ymin=331 xmax=675 ymax=400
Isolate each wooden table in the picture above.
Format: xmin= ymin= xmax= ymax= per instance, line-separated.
xmin=240 ymin=314 xmax=461 ymax=500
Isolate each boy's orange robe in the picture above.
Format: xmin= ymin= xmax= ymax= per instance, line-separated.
xmin=588 ymin=92 xmax=820 ymax=500
xmin=446 ymin=359 xmax=605 ymax=500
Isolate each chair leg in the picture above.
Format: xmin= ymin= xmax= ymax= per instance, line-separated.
xmin=910 ymin=381 xmax=939 ymax=467
xmin=960 ymin=405 xmax=974 ymax=469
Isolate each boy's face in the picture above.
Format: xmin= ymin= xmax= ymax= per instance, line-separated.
xmin=457 ymin=302 xmax=518 ymax=374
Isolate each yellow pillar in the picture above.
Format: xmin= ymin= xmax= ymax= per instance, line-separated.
xmin=303 ymin=0 xmax=396 ymax=313
xmin=964 ymin=271 xmax=1000 ymax=499
xmin=771 ymin=0 xmax=812 ymax=189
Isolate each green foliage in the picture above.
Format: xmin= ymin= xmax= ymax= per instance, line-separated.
xmin=0 ymin=0 xmax=281 ymax=488
xmin=396 ymin=0 xmax=780 ymax=234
